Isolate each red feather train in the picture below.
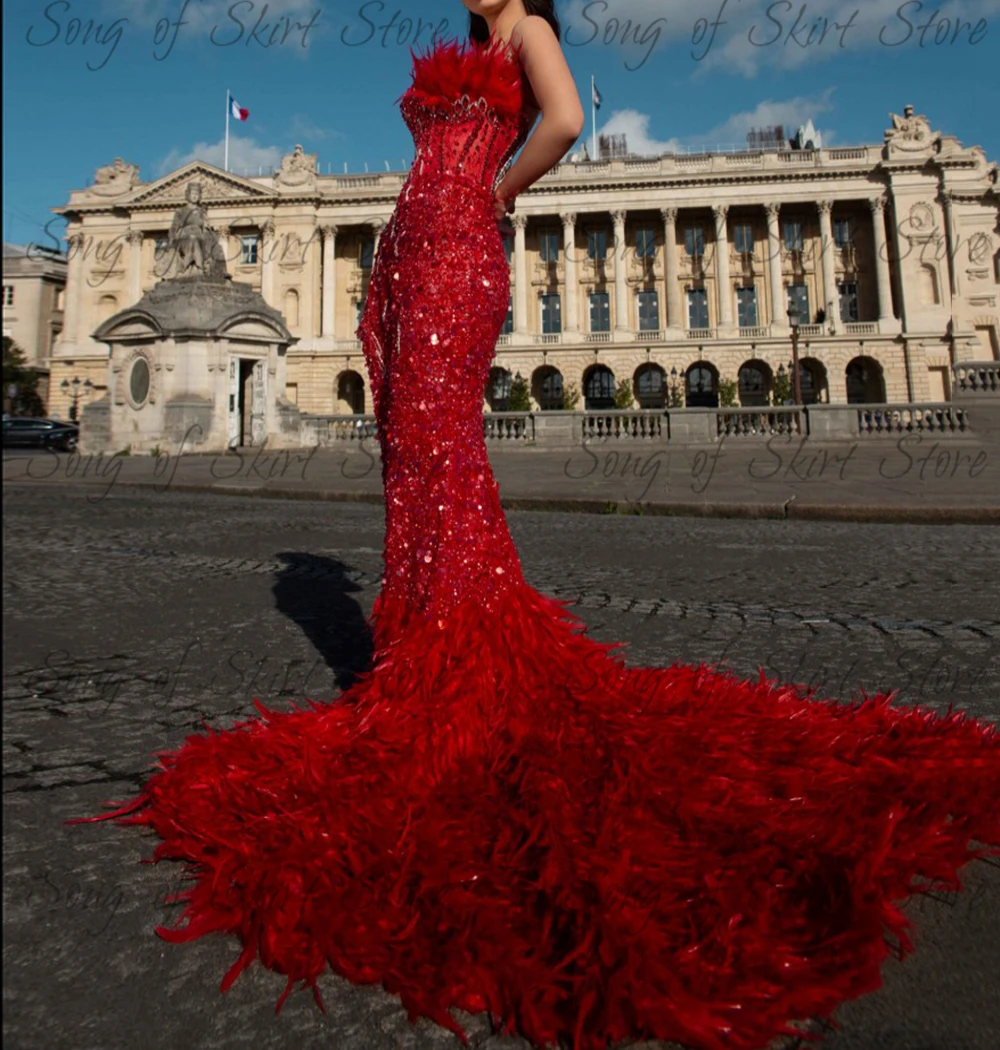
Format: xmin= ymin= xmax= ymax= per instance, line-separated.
xmin=72 ymin=581 xmax=1000 ymax=1050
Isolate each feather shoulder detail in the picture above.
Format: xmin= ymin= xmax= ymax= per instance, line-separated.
xmin=402 ymin=35 xmax=524 ymax=119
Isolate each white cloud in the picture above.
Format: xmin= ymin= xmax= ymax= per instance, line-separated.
xmin=156 ymin=136 xmax=285 ymax=178
xmin=598 ymin=86 xmax=839 ymax=155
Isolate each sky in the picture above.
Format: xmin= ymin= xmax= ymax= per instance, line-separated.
xmin=2 ymin=0 xmax=998 ymax=252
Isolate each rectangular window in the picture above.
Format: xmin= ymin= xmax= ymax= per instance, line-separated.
xmin=2 ymin=285 xmax=14 ymax=307
xmin=687 ymin=287 xmax=709 ymax=329
xmin=834 ymin=218 xmax=852 ymax=248
xmin=540 ymin=230 xmax=560 ymax=263
xmin=783 ymin=220 xmax=803 ymax=252
xmin=734 ymin=222 xmax=754 ymax=255
xmin=838 ymin=281 xmax=859 ymax=322
xmin=684 ymin=226 xmax=704 ymax=256
xmin=636 ymin=227 xmax=656 ymax=258
xmin=589 ymin=292 xmax=610 ymax=332
xmin=737 ymin=285 xmax=758 ymax=327
xmin=359 ymin=237 xmax=374 ymax=270
xmin=787 ymin=282 xmax=809 ymax=321
xmin=541 ymin=293 xmax=561 ymax=333
xmin=240 ymin=236 xmax=259 ymax=265
xmin=587 ymin=229 xmax=607 ymax=260
xmin=502 ymin=296 xmax=513 ymax=335
xmin=637 ymin=290 xmax=659 ymax=330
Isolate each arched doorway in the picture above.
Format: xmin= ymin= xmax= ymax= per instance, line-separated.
xmin=583 ymin=364 xmax=615 ymax=409
xmin=486 ymin=367 xmax=512 ymax=411
xmin=634 ymin=363 xmax=666 ymax=408
xmin=532 ymin=365 xmax=564 ymax=410
xmin=737 ymin=359 xmax=772 ymax=406
xmin=845 ymin=356 xmax=886 ymax=404
xmin=799 ymin=357 xmax=828 ymax=404
xmin=685 ymin=361 xmax=719 ymax=407
xmin=336 ymin=370 xmax=366 ymax=414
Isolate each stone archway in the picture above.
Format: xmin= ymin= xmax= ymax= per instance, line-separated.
xmin=486 ymin=366 xmax=512 ymax=411
xmin=845 ymin=356 xmax=886 ymax=404
xmin=336 ymin=369 xmax=366 ymax=414
xmin=799 ymin=357 xmax=828 ymax=404
xmin=737 ymin=359 xmax=772 ymax=406
xmin=583 ymin=364 xmax=615 ymax=409
xmin=532 ymin=365 xmax=564 ymax=410
xmin=634 ymin=363 xmax=666 ymax=408
xmin=686 ymin=360 xmax=719 ymax=407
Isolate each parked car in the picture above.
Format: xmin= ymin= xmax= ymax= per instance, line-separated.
xmin=1 ymin=417 xmax=79 ymax=452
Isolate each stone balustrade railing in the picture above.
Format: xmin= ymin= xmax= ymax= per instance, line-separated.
xmin=300 ymin=399 xmax=996 ymax=449
xmin=954 ymin=361 xmax=1000 ymax=397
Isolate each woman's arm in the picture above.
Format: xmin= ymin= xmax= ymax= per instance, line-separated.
xmin=493 ymin=16 xmax=584 ymax=216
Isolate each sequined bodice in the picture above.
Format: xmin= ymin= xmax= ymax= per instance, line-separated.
xmin=396 ymin=36 xmax=537 ymax=199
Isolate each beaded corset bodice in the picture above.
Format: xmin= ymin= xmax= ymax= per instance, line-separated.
xmin=396 ymin=36 xmax=537 ymax=199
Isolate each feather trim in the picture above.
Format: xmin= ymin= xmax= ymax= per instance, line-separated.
xmin=402 ymin=35 xmax=525 ymax=119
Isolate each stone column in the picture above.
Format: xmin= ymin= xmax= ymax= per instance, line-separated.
xmin=765 ymin=203 xmax=786 ymax=329
xmin=661 ymin=206 xmax=682 ymax=330
xmin=941 ymin=189 xmax=961 ymax=297
xmin=61 ymin=229 xmax=84 ymax=351
xmin=612 ymin=209 xmax=629 ymax=332
xmin=260 ymin=219 xmax=276 ymax=307
xmin=127 ymin=230 xmax=143 ymax=303
xmin=372 ymin=218 xmax=385 ymax=254
xmin=513 ymin=213 xmax=529 ymax=336
xmin=561 ymin=211 xmax=579 ymax=334
xmin=321 ymin=223 xmax=337 ymax=339
xmin=868 ymin=196 xmax=894 ymax=325
xmin=817 ymin=199 xmax=838 ymax=331
xmin=712 ymin=204 xmax=733 ymax=330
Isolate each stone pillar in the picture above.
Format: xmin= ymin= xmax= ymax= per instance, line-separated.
xmin=612 ymin=209 xmax=629 ymax=332
xmin=868 ymin=196 xmax=895 ymax=325
xmin=321 ymin=223 xmax=337 ymax=339
xmin=661 ymin=206 xmax=682 ymax=330
xmin=766 ymin=202 xmax=786 ymax=330
xmin=127 ymin=230 xmax=143 ymax=303
xmin=941 ymin=189 xmax=961 ymax=297
xmin=61 ymin=229 xmax=84 ymax=351
xmin=712 ymin=204 xmax=733 ymax=330
xmin=372 ymin=218 xmax=385 ymax=254
xmin=561 ymin=212 xmax=578 ymax=334
xmin=260 ymin=219 xmax=276 ymax=307
xmin=513 ymin=213 xmax=529 ymax=335
xmin=817 ymin=200 xmax=838 ymax=331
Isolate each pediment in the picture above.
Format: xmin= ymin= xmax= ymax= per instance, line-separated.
xmin=127 ymin=163 xmax=274 ymax=207
xmin=220 ymin=317 xmax=289 ymax=340
xmin=93 ymin=311 xmax=163 ymax=341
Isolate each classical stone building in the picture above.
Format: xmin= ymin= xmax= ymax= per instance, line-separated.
xmin=49 ymin=108 xmax=1000 ymax=431
xmin=2 ymin=242 xmax=67 ymax=409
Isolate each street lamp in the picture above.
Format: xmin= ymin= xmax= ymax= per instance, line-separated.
xmin=60 ymin=376 xmax=93 ymax=422
xmin=786 ymin=302 xmax=803 ymax=406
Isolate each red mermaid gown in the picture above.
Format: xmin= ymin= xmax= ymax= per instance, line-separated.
xmin=72 ymin=35 xmax=1000 ymax=1050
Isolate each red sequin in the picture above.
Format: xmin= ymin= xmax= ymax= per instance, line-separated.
xmin=71 ymin=34 xmax=1000 ymax=1050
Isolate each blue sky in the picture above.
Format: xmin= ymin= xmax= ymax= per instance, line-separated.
xmin=3 ymin=0 xmax=998 ymax=251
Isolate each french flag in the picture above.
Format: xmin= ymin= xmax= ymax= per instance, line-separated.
xmin=229 ymin=93 xmax=249 ymax=122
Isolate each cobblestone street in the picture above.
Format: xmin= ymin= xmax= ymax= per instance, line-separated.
xmin=4 ymin=484 xmax=999 ymax=1050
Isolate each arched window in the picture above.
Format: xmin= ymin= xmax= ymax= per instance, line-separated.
xmin=486 ymin=367 xmax=512 ymax=411
xmin=533 ymin=366 xmax=564 ymax=410
xmin=738 ymin=360 xmax=771 ymax=407
xmin=845 ymin=356 xmax=886 ymax=404
xmin=336 ymin=370 xmax=365 ymax=414
xmin=584 ymin=365 xmax=615 ymax=409
xmin=283 ymin=288 xmax=300 ymax=328
xmin=685 ymin=362 xmax=718 ymax=407
xmin=635 ymin=364 xmax=666 ymax=408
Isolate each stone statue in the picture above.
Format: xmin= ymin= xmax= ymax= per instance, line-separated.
xmin=166 ymin=181 xmax=229 ymax=279
xmin=91 ymin=157 xmax=140 ymax=196
xmin=884 ymin=105 xmax=938 ymax=155
xmin=276 ymin=144 xmax=317 ymax=188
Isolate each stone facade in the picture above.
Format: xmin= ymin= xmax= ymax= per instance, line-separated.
xmin=2 ymin=242 xmax=67 ymax=407
xmin=49 ymin=107 xmax=1000 ymax=429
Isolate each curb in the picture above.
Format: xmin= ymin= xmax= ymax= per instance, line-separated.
xmin=6 ymin=477 xmax=999 ymax=524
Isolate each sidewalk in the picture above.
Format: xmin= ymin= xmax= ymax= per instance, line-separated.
xmin=4 ymin=431 xmax=999 ymax=523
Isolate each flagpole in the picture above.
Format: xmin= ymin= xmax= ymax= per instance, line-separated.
xmin=224 ymin=89 xmax=230 ymax=172
xmin=591 ymin=75 xmax=597 ymax=161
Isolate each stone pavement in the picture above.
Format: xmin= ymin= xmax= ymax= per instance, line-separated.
xmin=4 ymin=425 xmax=1000 ymax=524
xmin=3 ymin=486 xmax=999 ymax=1050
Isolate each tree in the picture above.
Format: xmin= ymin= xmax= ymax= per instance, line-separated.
xmin=718 ymin=375 xmax=739 ymax=407
xmin=613 ymin=378 xmax=634 ymax=409
xmin=562 ymin=381 xmax=580 ymax=410
xmin=508 ymin=371 xmax=531 ymax=412
xmin=2 ymin=337 xmax=45 ymax=417
xmin=771 ymin=371 xmax=791 ymax=406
